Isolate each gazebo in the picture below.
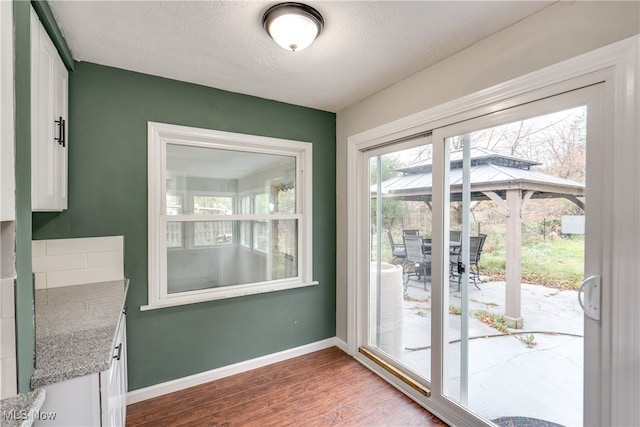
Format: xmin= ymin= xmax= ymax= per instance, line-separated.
xmin=372 ymin=147 xmax=585 ymax=327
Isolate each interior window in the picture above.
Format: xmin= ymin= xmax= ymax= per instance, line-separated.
xmin=145 ymin=122 xmax=315 ymax=309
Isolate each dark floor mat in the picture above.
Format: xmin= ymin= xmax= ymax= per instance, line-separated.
xmin=492 ymin=416 xmax=564 ymax=427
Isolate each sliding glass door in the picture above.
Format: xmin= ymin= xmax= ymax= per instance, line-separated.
xmin=360 ymin=84 xmax=604 ymax=426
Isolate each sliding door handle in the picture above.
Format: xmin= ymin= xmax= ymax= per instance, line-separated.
xmin=578 ymin=275 xmax=601 ymax=321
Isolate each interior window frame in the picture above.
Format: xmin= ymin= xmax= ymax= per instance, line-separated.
xmin=144 ymin=121 xmax=316 ymax=310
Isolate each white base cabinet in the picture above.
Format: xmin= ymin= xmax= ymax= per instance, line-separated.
xmin=35 ymin=315 xmax=127 ymax=427
xmin=35 ymin=374 xmax=101 ymax=426
xmin=30 ymin=6 xmax=68 ymax=212
xmin=101 ymin=314 xmax=128 ymax=427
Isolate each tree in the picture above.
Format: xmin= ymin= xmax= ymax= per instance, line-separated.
xmin=467 ymin=106 xmax=586 ymax=182
xmin=370 ymin=155 xmax=410 ymax=230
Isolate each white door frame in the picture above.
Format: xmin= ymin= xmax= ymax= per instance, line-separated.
xmin=346 ymin=35 xmax=639 ymax=427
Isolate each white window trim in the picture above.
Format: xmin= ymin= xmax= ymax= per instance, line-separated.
xmin=238 ymin=191 xmax=253 ymax=250
xmin=143 ymin=122 xmax=316 ymax=310
xmin=252 ymin=219 xmax=269 ymax=254
xmin=187 ymin=191 xmax=236 ymax=249
xmin=166 ymin=191 xmax=237 ymax=250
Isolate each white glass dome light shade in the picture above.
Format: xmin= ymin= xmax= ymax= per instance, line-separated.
xmin=263 ymin=3 xmax=324 ymax=52
xmin=267 ymin=13 xmax=318 ymax=51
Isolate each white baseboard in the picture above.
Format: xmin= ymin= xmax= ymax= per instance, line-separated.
xmin=127 ymin=337 xmax=343 ymax=405
xmin=333 ymin=337 xmax=348 ymax=353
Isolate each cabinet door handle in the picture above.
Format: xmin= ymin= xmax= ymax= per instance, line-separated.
xmin=54 ymin=117 xmax=66 ymax=147
xmin=113 ymin=343 xmax=122 ymax=361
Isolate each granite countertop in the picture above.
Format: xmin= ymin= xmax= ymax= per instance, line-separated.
xmin=30 ymin=280 xmax=129 ymax=388
xmin=0 ymin=389 xmax=46 ymax=427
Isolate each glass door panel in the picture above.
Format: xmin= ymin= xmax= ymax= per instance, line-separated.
xmin=367 ymin=142 xmax=434 ymax=382
xmin=442 ymin=106 xmax=588 ymax=426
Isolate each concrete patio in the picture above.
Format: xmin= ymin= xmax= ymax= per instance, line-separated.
xmin=379 ymin=277 xmax=584 ymax=427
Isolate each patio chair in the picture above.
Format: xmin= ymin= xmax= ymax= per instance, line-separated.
xmin=449 ymin=230 xmax=462 ymax=267
xmin=387 ymin=230 xmax=406 ymax=265
xmin=403 ymin=235 xmax=431 ymax=290
xmin=469 ymin=234 xmax=487 ymax=283
xmin=450 ymin=234 xmax=487 ymax=291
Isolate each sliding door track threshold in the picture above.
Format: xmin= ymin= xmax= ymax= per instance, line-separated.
xmin=359 ymin=347 xmax=431 ymax=397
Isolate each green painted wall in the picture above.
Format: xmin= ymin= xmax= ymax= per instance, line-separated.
xmin=32 ymin=62 xmax=337 ymax=390
xmin=14 ymin=0 xmax=34 ymax=393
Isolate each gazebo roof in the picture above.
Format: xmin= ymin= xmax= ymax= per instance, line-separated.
xmin=395 ymin=147 xmax=542 ymax=174
xmin=372 ymin=147 xmax=585 ymax=203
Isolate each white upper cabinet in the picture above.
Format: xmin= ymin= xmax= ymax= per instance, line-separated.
xmin=31 ymin=7 xmax=68 ymax=211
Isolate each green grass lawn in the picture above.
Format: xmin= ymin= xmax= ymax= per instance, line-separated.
xmin=480 ymin=237 xmax=585 ymax=290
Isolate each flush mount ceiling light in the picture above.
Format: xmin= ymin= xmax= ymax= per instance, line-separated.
xmin=262 ymin=2 xmax=324 ymax=52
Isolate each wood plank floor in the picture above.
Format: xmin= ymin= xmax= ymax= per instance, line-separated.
xmin=126 ymin=346 xmax=446 ymax=427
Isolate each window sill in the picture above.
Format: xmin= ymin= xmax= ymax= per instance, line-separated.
xmin=140 ymin=280 xmax=319 ymax=311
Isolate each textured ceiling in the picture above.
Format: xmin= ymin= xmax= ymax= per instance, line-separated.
xmin=49 ymin=1 xmax=553 ymax=112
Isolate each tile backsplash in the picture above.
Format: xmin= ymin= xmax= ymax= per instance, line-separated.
xmin=32 ymin=236 xmax=124 ymax=289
